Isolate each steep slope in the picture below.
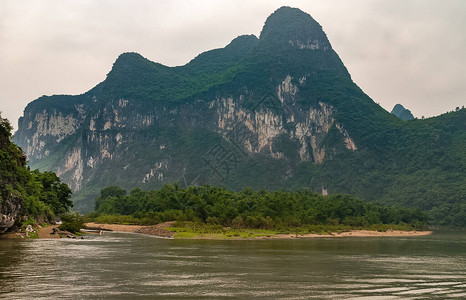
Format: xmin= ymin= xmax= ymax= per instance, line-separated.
xmin=0 ymin=115 xmax=72 ymax=233
xmin=14 ymin=7 xmax=466 ymax=225
xmin=0 ymin=116 xmax=24 ymax=233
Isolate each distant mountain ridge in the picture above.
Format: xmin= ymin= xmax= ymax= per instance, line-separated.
xmin=391 ymin=104 xmax=414 ymax=120
xmin=14 ymin=7 xmax=466 ymax=226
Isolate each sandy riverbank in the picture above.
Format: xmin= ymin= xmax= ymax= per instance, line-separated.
xmin=84 ymin=222 xmax=146 ymax=232
xmin=84 ymin=222 xmax=175 ymax=238
xmin=0 ymin=224 xmax=61 ymax=239
xmin=83 ymin=223 xmax=432 ymax=239
xmin=37 ymin=225 xmax=60 ymax=239
xmin=264 ymin=230 xmax=433 ymax=239
xmin=1 ymin=225 xmax=432 ymax=239
xmin=170 ymin=230 xmax=433 ymax=240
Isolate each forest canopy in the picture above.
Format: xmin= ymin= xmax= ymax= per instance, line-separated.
xmin=91 ymin=184 xmax=428 ymax=229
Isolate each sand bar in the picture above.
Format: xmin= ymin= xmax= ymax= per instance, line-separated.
xmin=83 ymin=223 xmax=432 ymax=239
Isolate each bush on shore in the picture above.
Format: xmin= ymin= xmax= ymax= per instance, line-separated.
xmin=59 ymin=212 xmax=85 ymax=233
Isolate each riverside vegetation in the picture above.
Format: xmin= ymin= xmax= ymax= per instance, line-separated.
xmin=86 ymin=185 xmax=429 ymax=238
xmin=0 ymin=115 xmax=74 ymax=234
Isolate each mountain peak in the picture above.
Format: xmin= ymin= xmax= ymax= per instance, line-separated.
xmin=227 ymin=34 xmax=259 ymax=49
xmin=111 ymin=52 xmax=151 ymax=71
xmin=391 ymin=104 xmax=414 ymax=120
xmin=259 ymin=6 xmax=331 ymax=51
xmin=185 ymin=34 xmax=258 ymax=71
xmin=107 ymin=52 xmax=166 ymax=81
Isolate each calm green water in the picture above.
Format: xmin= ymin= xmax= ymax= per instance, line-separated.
xmin=1 ymin=231 xmax=466 ymax=299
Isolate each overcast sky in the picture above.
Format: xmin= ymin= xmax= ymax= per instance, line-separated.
xmin=1 ymin=0 xmax=465 ymax=130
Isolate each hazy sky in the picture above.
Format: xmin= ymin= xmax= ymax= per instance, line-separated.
xmin=1 ymin=0 xmax=465 ymax=130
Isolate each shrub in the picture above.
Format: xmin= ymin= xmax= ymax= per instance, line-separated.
xmin=59 ymin=212 xmax=85 ymax=233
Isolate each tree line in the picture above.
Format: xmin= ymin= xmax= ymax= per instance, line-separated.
xmin=91 ymin=184 xmax=428 ymax=229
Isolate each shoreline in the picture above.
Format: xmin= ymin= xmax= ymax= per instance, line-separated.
xmin=1 ymin=223 xmax=433 ymax=240
xmin=83 ymin=222 xmax=432 ymax=240
xmin=264 ymin=230 xmax=433 ymax=239
xmin=1 ymin=224 xmax=64 ymax=239
xmin=84 ymin=222 xmax=175 ymax=238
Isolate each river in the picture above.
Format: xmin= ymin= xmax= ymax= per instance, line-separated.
xmin=1 ymin=230 xmax=466 ymax=299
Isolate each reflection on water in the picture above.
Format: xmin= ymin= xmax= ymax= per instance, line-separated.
xmin=1 ymin=231 xmax=466 ymax=299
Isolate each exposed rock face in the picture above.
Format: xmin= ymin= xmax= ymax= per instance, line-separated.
xmin=213 ymin=77 xmax=348 ymax=163
xmin=0 ymin=193 xmax=22 ymax=234
xmin=19 ymin=105 xmax=85 ymax=159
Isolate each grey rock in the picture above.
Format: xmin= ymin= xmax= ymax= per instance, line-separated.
xmin=0 ymin=193 xmax=22 ymax=234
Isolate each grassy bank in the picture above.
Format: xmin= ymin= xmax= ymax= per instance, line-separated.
xmin=166 ymin=221 xmax=427 ymax=239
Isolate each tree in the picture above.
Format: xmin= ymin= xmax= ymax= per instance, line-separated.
xmin=94 ymin=186 xmax=127 ymax=211
xmin=59 ymin=212 xmax=85 ymax=233
xmin=36 ymin=171 xmax=73 ymax=214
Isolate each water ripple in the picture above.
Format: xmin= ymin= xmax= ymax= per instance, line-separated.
xmin=1 ymin=231 xmax=466 ymax=299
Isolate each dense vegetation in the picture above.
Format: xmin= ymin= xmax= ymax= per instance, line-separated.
xmin=0 ymin=115 xmax=73 ymax=231
xmin=89 ymin=184 xmax=428 ymax=231
xmin=59 ymin=212 xmax=85 ymax=234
